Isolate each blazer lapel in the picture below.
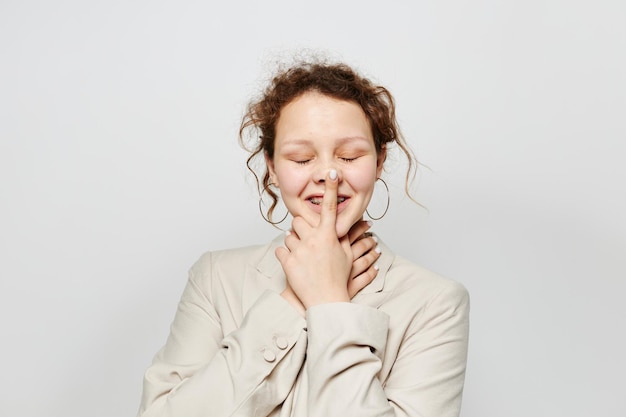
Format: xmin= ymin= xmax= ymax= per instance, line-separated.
xmin=242 ymin=235 xmax=286 ymax=315
xmin=351 ymin=234 xmax=394 ymax=308
xmin=242 ymin=233 xmax=395 ymax=313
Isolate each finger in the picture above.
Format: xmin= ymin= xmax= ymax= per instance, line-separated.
xmin=283 ymin=229 xmax=300 ymax=251
xmin=289 ymin=216 xmax=309 ymax=238
xmin=319 ymin=169 xmax=338 ymax=230
xmin=275 ymin=246 xmax=289 ymax=266
xmin=348 ymin=264 xmax=379 ymax=298
xmin=350 ymin=236 xmax=378 ymax=260
xmin=349 ymin=245 xmax=382 ymax=279
xmin=340 ymin=234 xmax=353 ymax=260
xmin=347 ymin=219 xmax=373 ymax=244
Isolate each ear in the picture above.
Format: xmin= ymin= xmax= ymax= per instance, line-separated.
xmin=376 ymin=146 xmax=386 ymax=178
xmin=265 ymin=152 xmax=279 ymax=187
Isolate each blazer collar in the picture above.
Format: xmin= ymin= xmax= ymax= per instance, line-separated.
xmin=242 ymin=233 xmax=395 ymax=313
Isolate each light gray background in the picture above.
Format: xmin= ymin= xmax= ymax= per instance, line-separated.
xmin=1 ymin=1 xmax=624 ymax=416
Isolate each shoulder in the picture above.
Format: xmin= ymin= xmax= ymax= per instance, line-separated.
xmin=188 ymin=239 xmax=275 ymax=281
xmin=382 ymin=253 xmax=469 ymax=314
xmin=390 ymin=255 xmax=467 ymax=295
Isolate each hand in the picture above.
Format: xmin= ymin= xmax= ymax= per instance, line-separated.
xmin=276 ymin=169 xmax=352 ymax=309
xmin=345 ymin=220 xmax=381 ymax=298
xmin=280 ymin=283 xmax=306 ymax=317
xmin=280 ymin=220 xmax=381 ymax=314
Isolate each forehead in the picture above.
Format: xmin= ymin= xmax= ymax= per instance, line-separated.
xmin=275 ymin=92 xmax=373 ymax=145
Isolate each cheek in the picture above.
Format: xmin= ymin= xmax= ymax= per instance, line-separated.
xmin=276 ymin=167 xmax=308 ymax=197
xmin=346 ymin=167 xmax=378 ymax=197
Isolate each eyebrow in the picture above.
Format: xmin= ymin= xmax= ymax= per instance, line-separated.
xmin=280 ymin=136 xmax=371 ymax=147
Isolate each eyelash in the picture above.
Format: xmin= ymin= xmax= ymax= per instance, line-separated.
xmin=292 ymin=157 xmax=358 ymax=165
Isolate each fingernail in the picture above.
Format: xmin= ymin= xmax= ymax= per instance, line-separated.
xmin=285 ymin=230 xmax=291 ymax=236
xmin=329 ymin=169 xmax=338 ymax=180
xmin=372 ymin=235 xmax=378 ymax=243
xmin=375 ymin=245 xmax=381 ymax=254
xmin=366 ymin=220 xmax=373 ymax=227
xmin=374 ymin=264 xmax=380 ymax=271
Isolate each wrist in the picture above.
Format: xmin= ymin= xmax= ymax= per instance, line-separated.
xmin=280 ymin=288 xmax=306 ymax=316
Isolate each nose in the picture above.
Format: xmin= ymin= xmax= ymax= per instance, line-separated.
xmin=314 ymin=165 xmax=341 ymax=183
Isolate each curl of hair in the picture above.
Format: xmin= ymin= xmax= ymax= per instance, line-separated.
xmin=239 ymin=60 xmax=418 ymax=223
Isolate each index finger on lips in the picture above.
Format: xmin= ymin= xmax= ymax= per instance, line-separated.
xmin=319 ymin=169 xmax=338 ymax=230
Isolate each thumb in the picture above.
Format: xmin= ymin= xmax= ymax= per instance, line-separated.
xmin=319 ymin=169 xmax=338 ymax=230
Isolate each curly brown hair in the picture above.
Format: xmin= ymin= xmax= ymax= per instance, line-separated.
xmin=239 ymin=60 xmax=418 ymax=223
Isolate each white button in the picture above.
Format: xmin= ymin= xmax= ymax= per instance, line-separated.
xmin=275 ymin=336 xmax=288 ymax=350
xmin=263 ymin=349 xmax=276 ymax=362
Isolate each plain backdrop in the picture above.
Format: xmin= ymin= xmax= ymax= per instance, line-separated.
xmin=1 ymin=1 xmax=624 ymax=416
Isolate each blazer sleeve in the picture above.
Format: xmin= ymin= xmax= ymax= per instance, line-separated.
xmin=137 ymin=252 xmax=308 ymax=417
xmin=304 ymin=281 xmax=470 ymax=417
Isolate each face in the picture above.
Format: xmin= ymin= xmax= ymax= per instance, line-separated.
xmin=266 ymin=92 xmax=385 ymax=237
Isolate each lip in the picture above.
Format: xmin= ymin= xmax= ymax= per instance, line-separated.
xmin=304 ymin=193 xmax=351 ymax=214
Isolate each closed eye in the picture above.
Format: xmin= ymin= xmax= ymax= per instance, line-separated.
xmin=294 ymin=159 xmax=311 ymax=165
xmin=340 ymin=157 xmax=358 ymax=162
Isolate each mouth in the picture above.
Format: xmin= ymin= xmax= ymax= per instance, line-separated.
xmin=307 ymin=195 xmax=348 ymax=205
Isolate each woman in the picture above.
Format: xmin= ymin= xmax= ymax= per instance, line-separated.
xmin=138 ymin=61 xmax=470 ymax=417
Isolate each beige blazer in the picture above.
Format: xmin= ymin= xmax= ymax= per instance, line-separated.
xmin=138 ymin=234 xmax=470 ymax=417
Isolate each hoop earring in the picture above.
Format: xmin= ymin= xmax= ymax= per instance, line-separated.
xmin=258 ymin=189 xmax=289 ymax=225
xmin=366 ymin=178 xmax=390 ymax=221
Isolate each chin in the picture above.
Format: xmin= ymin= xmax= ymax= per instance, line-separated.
xmin=334 ymin=216 xmax=359 ymax=238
